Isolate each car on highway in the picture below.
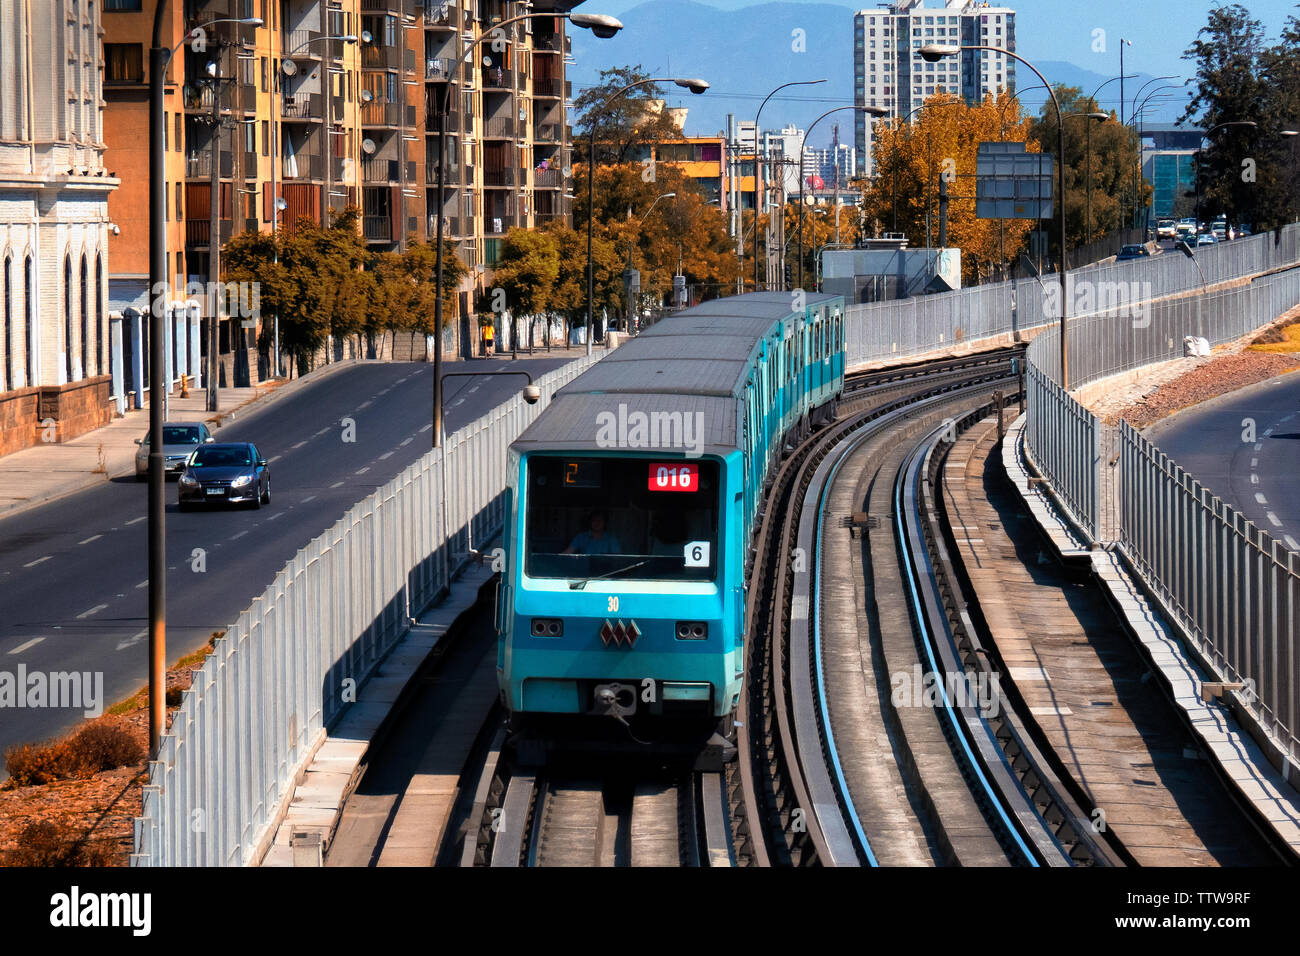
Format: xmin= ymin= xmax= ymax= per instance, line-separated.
xmin=1197 ymin=232 xmax=1218 ymax=246
xmin=1116 ymin=243 xmax=1154 ymax=261
xmin=135 ymin=422 xmax=215 ymax=480
xmin=1157 ymin=220 xmax=1176 ymax=240
xmin=177 ymin=441 xmax=271 ymax=510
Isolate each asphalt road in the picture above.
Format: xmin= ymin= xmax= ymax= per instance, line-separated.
xmin=0 ymin=355 xmax=576 ymax=766
xmin=1145 ymin=371 xmax=1300 ymax=553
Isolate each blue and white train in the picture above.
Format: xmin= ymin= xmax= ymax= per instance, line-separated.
xmin=496 ymin=292 xmax=847 ymax=728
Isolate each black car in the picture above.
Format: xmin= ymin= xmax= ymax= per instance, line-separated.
xmin=177 ymin=442 xmax=271 ymax=510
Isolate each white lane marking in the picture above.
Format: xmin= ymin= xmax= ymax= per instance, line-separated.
xmin=1251 ymin=458 xmax=1258 ymax=467
xmin=1267 ymin=512 xmax=1282 ymax=528
xmin=378 ymin=451 xmax=394 ymax=460
xmin=124 ymin=516 xmax=146 ymax=526
xmin=330 ymin=481 xmax=344 ymax=489
xmin=450 ymin=398 xmax=465 ymax=407
xmin=8 ymin=637 xmax=44 ymax=655
xmin=467 ymin=384 xmax=481 ymax=394
xmin=399 ymin=436 xmax=413 ymax=447
xmin=23 ymin=556 xmax=51 ymax=568
xmin=419 ymin=424 xmax=432 ymax=433
xmin=268 ymin=455 xmax=282 ymax=463
xmin=1255 ymin=443 xmax=1263 ymax=451
xmin=357 ymin=400 xmax=372 ymax=410
xmin=78 ymin=534 xmax=103 ymax=545
xmin=1255 ymin=493 xmax=1269 ymax=504
xmin=1286 ymin=535 xmax=1300 ymax=551
xmin=116 ymin=630 xmax=147 ymax=652
xmin=315 ymin=427 xmax=330 ymax=437
xmin=229 ymin=530 xmax=249 ymax=541
xmin=1251 ymin=474 xmax=1260 ymax=484
xmin=291 ymin=440 xmax=308 ymax=450
xmin=1264 ymin=427 xmax=1274 ymax=437
xmin=355 ymin=466 xmax=370 ymax=475
xmin=76 ymin=604 xmax=108 ymax=619
xmin=300 ymin=495 xmax=316 ymax=504
xmin=265 ymin=512 xmax=286 ymax=522
xmin=135 ymin=578 xmax=148 ymax=589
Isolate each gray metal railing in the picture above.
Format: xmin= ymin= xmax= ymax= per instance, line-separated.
xmin=1021 ymin=248 xmax=1300 ymax=765
xmin=845 ymin=223 xmax=1300 ymax=368
xmin=130 ymin=355 xmax=600 ymax=866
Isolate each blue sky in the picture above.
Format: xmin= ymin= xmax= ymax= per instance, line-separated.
xmin=586 ymin=0 xmax=1300 ymax=85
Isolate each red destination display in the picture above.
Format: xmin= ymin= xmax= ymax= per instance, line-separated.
xmin=647 ymin=462 xmax=697 ymax=491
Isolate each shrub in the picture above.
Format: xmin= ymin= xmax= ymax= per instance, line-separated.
xmin=5 ymin=821 xmax=116 ymax=867
xmin=3 ymin=742 xmax=76 ymax=787
xmin=66 ymin=721 xmax=144 ymax=775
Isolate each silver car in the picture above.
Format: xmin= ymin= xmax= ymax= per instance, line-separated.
xmin=135 ymin=422 xmax=215 ymax=480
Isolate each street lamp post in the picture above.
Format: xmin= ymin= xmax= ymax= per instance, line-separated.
xmin=797 ymin=105 xmax=887 ymax=289
xmin=921 ymin=43 xmax=1071 ymax=386
xmin=428 ymin=12 xmax=623 ymax=447
xmin=147 ymin=8 xmax=261 ymax=757
xmin=584 ymin=76 xmax=708 ymax=357
xmin=1065 ymin=112 xmax=1109 ymax=246
xmin=753 ymin=80 xmax=827 ymax=291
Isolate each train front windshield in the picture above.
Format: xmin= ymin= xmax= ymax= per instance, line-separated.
xmin=524 ymin=456 xmax=720 ymax=583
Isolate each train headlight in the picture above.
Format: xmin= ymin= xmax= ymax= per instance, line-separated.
xmin=530 ymin=618 xmax=563 ymax=637
xmin=675 ymin=621 xmax=708 ymax=640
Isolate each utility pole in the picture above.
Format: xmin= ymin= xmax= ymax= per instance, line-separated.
xmin=206 ymin=39 xmax=225 ymax=413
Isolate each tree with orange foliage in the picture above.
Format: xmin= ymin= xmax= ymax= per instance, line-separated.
xmin=859 ymin=92 xmax=1040 ymax=283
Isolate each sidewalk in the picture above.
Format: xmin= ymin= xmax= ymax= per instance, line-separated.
xmin=0 ymin=360 xmax=360 ymax=522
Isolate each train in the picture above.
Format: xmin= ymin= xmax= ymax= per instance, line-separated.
xmin=496 ymin=292 xmax=847 ymax=739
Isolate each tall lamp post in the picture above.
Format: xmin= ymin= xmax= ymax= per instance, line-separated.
xmin=921 ymin=43 xmax=1071 ymax=386
xmin=752 ymin=79 xmax=827 ymax=291
xmin=1066 ymin=112 xmax=1109 ymax=246
xmin=429 ymin=11 xmax=624 ymax=447
xmin=584 ymin=76 xmax=709 ymax=356
xmin=622 ymin=191 xmax=675 ymax=331
xmin=797 ymin=105 xmax=887 ymax=289
xmin=148 ymin=8 xmax=261 ymax=757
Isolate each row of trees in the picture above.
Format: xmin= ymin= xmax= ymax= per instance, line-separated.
xmin=1181 ymin=4 xmax=1300 ymax=230
xmin=222 ymin=207 xmax=465 ymax=373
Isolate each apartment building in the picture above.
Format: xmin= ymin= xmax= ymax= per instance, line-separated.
xmin=102 ymin=0 xmax=573 ymax=381
xmin=854 ymin=0 xmax=1016 ymax=176
xmin=0 ymin=0 xmax=119 ymax=455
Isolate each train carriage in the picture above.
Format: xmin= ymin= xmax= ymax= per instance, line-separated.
xmin=497 ymin=292 xmax=846 ymax=731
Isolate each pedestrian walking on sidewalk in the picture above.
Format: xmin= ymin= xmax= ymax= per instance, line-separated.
xmin=482 ymin=323 xmax=494 ymax=357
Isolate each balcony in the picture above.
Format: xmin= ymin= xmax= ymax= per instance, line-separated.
xmin=363 ymin=157 xmax=400 ymax=182
xmin=425 ymin=110 xmax=461 ymax=132
xmin=534 ymin=123 xmax=560 ymax=143
xmin=534 ymin=77 xmax=562 ymax=98
xmin=483 ymin=168 xmax=514 ymax=187
xmin=534 ymin=167 xmax=564 ymax=187
xmin=426 ymin=162 xmax=460 ymax=184
xmin=284 ymin=28 xmax=322 ymax=57
xmin=281 ymin=93 xmax=321 ymax=121
xmin=533 ymin=35 xmax=563 ymax=53
xmin=185 ymin=218 xmax=233 ymax=245
xmin=281 ymin=153 xmax=324 ymax=181
xmin=428 ymin=214 xmax=461 ymax=236
xmin=426 ymin=57 xmax=455 ymax=81
xmin=424 ymin=2 xmax=456 ymax=28
xmin=484 ymin=116 xmax=515 ymax=138
xmin=481 ymin=66 xmax=513 ymax=90
xmin=363 ymin=216 xmax=391 ymax=241
xmin=185 ymin=150 xmax=234 ymax=179
xmin=362 ymin=101 xmax=402 ymax=127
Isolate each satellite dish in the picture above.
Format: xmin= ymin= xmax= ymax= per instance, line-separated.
xmin=280 ymin=59 xmax=298 ymax=76
xmin=360 ymin=89 xmax=374 ymax=103
xmin=482 ymin=55 xmax=493 ymax=67
xmin=275 ymin=198 xmax=288 ymax=211
xmin=361 ymin=138 xmax=376 ymax=155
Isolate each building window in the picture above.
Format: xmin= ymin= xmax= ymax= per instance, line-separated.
xmin=24 ymin=257 xmax=33 ymax=388
xmin=80 ymin=256 xmax=89 ymax=377
xmin=105 ymin=43 xmax=143 ymax=83
xmin=176 ymin=184 xmax=182 ymax=221
xmin=262 ymin=120 xmax=270 ymax=156
xmin=64 ymin=257 xmax=74 ymax=382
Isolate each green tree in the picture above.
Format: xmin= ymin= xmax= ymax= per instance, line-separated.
xmin=492 ymin=227 xmax=560 ymax=346
xmin=572 ymin=65 xmax=686 ymax=166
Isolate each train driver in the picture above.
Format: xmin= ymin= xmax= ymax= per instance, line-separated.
xmin=562 ymin=510 xmax=623 ymax=555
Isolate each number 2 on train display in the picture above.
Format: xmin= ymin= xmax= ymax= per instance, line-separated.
xmin=648 ymin=462 xmax=697 ymax=491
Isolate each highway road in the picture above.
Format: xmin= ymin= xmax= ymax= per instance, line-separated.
xmin=1145 ymin=371 xmax=1300 ymax=553
xmin=0 ymin=356 xmax=576 ymax=767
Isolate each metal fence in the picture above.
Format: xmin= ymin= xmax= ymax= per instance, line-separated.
xmin=1022 ymin=256 xmax=1300 ymax=765
xmin=1118 ymin=422 xmax=1300 ymax=761
xmin=845 ymin=222 xmax=1300 ymax=368
xmin=131 ymin=355 xmax=599 ymax=866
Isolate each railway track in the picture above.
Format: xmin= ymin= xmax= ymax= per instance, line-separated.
xmin=731 ymin=352 xmax=1122 ymax=867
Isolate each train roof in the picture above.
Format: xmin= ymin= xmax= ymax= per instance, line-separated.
xmin=512 ymin=292 xmax=842 ymax=456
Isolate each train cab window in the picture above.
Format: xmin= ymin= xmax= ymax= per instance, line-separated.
xmin=523 ymin=456 xmax=721 ymax=583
